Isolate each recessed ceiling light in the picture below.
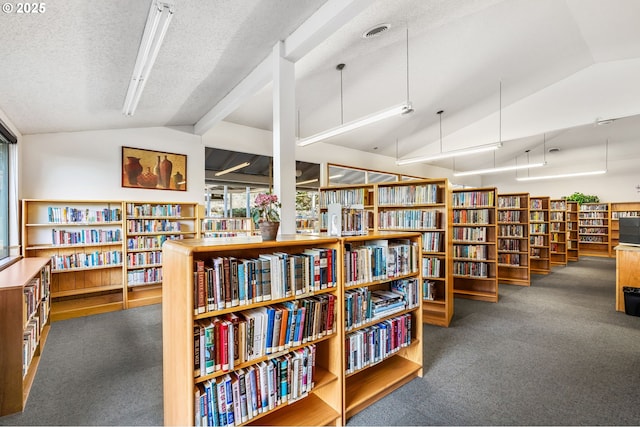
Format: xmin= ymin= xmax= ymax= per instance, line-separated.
xmin=363 ymin=24 xmax=390 ymax=39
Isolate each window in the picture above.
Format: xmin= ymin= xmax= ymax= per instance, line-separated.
xmin=0 ymin=120 xmax=16 ymax=261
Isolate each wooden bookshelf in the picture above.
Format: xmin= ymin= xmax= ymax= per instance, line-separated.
xmin=162 ymin=235 xmax=343 ymax=427
xmin=529 ymin=197 xmax=550 ymax=274
xmin=578 ymin=202 xmax=611 ymax=257
xmin=318 ymin=184 xmax=375 ymax=233
xmin=497 ymin=193 xmax=530 ymax=286
xmin=451 ymin=188 xmax=498 ymax=303
xmin=201 ymin=217 xmax=255 ymax=238
xmin=341 ymin=232 xmax=423 ymax=420
xmin=124 ymin=201 xmax=199 ymax=308
xmin=610 ymin=202 xmax=640 ymax=253
xmin=566 ymin=201 xmax=580 ymax=261
xmin=0 ymin=257 xmax=51 ymax=416
xmin=376 ymin=179 xmax=453 ymax=326
xmin=21 ymin=199 xmax=125 ymax=320
xmin=549 ymin=199 xmax=567 ymax=266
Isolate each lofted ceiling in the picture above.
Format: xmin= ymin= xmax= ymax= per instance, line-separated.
xmin=1 ymin=0 xmax=640 ymax=180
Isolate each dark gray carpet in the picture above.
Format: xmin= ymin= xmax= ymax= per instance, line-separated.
xmin=1 ymin=257 xmax=638 ymax=426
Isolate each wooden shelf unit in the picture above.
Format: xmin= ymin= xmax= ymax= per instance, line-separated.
xmin=496 ymin=193 xmax=530 ymax=286
xmin=318 ymin=184 xmax=375 ymax=233
xmin=566 ymin=201 xmax=580 ymax=261
xmin=451 ymin=187 xmax=498 ymax=303
xmin=124 ymin=201 xmax=199 ymax=308
xmin=549 ymin=199 xmax=568 ymax=266
xmin=578 ymin=202 xmax=611 ymax=257
xmin=341 ymin=232 xmax=423 ymax=421
xmin=529 ymin=197 xmax=551 ymax=274
xmin=21 ymin=199 xmax=125 ymax=321
xmin=375 ymin=179 xmax=453 ymax=327
xmin=162 ymin=235 xmax=344 ymax=427
xmin=201 ymin=217 xmax=255 ymax=238
xmin=610 ymin=202 xmax=640 ymax=253
xmin=0 ymin=257 xmax=51 ymax=416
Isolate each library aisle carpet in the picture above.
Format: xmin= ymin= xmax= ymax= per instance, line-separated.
xmin=1 ymin=256 xmax=639 ymax=426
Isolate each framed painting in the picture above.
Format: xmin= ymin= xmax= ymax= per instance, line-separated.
xmin=122 ymin=146 xmax=187 ymax=191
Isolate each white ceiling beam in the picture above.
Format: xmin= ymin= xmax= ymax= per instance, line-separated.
xmin=194 ymin=0 xmax=370 ymax=136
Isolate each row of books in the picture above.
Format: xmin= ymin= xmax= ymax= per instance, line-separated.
xmin=344 ymin=279 xmax=419 ymax=331
xmin=126 ymin=219 xmax=183 ymax=233
xmin=550 ymin=201 xmax=566 ymax=210
xmin=194 ymin=297 xmax=334 ymax=377
xmin=550 ymin=212 xmax=565 ymax=221
xmin=530 ymin=224 xmax=547 ymax=233
xmin=452 ymin=191 xmax=494 ymax=208
xmin=127 ymin=267 xmax=162 ymax=286
xmin=452 ymin=227 xmax=487 ymax=242
xmin=319 ymin=188 xmax=367 ymax=208
xmin=579 ymin=219 xmax=606 ymax=226
xmin=580 ymin=204 xmax=607 ymax=211
xmin=498 ymin=239 xmax=521 ymax=251
xmin=51 ymin=250 xmax=123 ymax=271
xmin=345 ymin=314 xmax=412 ymax=375
xmin=377 ymin=184 xmax=440 ymax=206
xmin=530 ymin=212 xmax=546 ymax=221
xmin=23 ymin=276 xmax=45 ymax=324
xmin=194 ymin=249 xmax=337 ymax=314
xmin=423 ymin=279 xmax=437 ymax=301
xmin=612 ymin=211 xmax=640 ymax=219
xmin=453 ymin=261 xmax=489 ymax=278
xmin=125 ymin=203 xmax=184 ymax=217
xmin=194 ymin=345 xmax=316 ymax=427
xmin=22 ymin=315 xmax=42 ymax=377
xmin=378 ymin=209 xmax=439 ymax=230
xmin=579 ymin=227 xmax=607 ymax=234
xmin=422 ymin=257 xmax=441 ymax=278
xmin=530 ymin=235 xmax=546 ymax=246
xmin=453 ymin=209 xmax=490 ymax=225
xmin=550 ymin=222 xmax=563 ymax=232
xmin=499 ymin=224 xmax=525 ymax=237
xmin=422 ymin=231 xmax=441 ymax=252
xmin=497 ymin=196 xmax=522 ymax=208
xmin=202 ymin=218 xmax=252 ymax=232
xmin=127 ymin=250 xmax=162 ymax=267
xmin=50 ymin=228 xmax=122 ymax=246
xmin=498 ymin=210 xmax=521 ymax=222
xmin=580 ymin=236 xmax=607 ymax=243
xmin=530 ymin=199 xmax=545 ymax=210
xmin=530 ymin=248 xmax=546 ymax=258
xmin=498 ymin=253 xmax=521 ymax=266
xmin=126 ymin=234 xmax=183 ymax=250
xmin=47 ymin=206 xmax=121 ymax=224
xmin=550 ymin=243 xmax=564 ymax=252
xmin=579 ymin=211 xmax=608 ymax=218
xmin=453 ymin=244 xmax=487 ymax=260
xmin=343 ymin=241 xmax=418 ymax=286
xmin=550 ymin=232 xmax=565 ymax=243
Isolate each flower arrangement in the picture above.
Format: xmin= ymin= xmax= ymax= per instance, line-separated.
xmin=251 ymin=192 xmax=281 ymax=225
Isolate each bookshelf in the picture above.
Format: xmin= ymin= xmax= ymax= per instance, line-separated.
xmin=566 ymin=201 xmax=580 ymax=261
xmin=0 ymin=257 xmax=51 ymax=416
xmin=341 ymin=232 xmax=423 ymax=420
xmin=201 ymin=217 xmax=255 ymax=238
xmin=549 ymin=199 xmax=568 ymax=266
xmin=318 ymin=184 xmax=374 ymax=233
xmin=21 ymin=199 xmax=125 ymax=321
xmin=451 ymin=188 xmax=498 ymax=303
xmin=496 ymin=193 xmax=530 ymax=286
xmin=529 ymin=197 xmax=550 ymax=274
xmin=610 ymin=202 xmax=640 ymax=253
xmin=162 ymin=235 xmax=343 ymax=427
xmin=578 ymin=202 xmax=611 ymax=257
xmin=376 ymin=179 xmax=453 ymax=327
xmin=124 ymin=201 xmax=199 ymax=308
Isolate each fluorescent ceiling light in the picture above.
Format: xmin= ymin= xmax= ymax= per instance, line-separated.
xmin=396 ymin=142 xmax=502 ymax=166
xmin=516 ymin=170 xmax=607 ymax=181
xmin=122 ymin=0 xmax=175 ymax=116
xmin=297 ymin=102 xmax=413 ymax=147
xmin=454 ymin=162 xmax=546 ymax=177
xmin=296 ymin=178 xmax=319 ymax=185
xmin=214 ymin=162 xmax=250 ymax=176
xmin=329 ymin=174 xmax=344 ymax=179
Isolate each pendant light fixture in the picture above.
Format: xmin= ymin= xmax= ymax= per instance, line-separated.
xmin=297 ymin=28 xmax=414 ymax=147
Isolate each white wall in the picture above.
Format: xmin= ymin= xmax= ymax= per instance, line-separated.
xmin=21 ymin=126 xmax=205 ymax=202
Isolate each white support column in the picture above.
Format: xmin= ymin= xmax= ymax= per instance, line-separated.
xmin=272 ymin=41 xmax=297 ymax=235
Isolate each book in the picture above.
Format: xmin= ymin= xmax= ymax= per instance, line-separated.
xmin=196 ymin=260 xmax=206 ymax=314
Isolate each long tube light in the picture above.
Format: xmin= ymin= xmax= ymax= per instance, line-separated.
xmin=297 ymin=102 xmax=413 ymax=147
xmin=454 ymin=162 xmax=546 ymax=177
xmin=296 ymin=178 xmax=319 ymax=185
xmin=122 ymin=1 xmax=175 ymax=116
xmin=396 ymin=142 xmax=502 ymax=166
xmin=214 ymin=162 xmax=251 ymax=176
xmin=516 ymin=170 xmax=607 ymax=181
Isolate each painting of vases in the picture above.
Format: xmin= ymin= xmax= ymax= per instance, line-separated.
xmin=121 ymin=147 xmax=187 ymax=191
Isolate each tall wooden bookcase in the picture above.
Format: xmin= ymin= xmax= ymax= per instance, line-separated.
xmin=451 ymin=188 xmax=498 ymax=303
xmin=0 ymin=257 xmax=51 ymax=415
xmin=529 ymin=197 xmax=550 ymax=274
xmin=566 ymin=201 xmax=580 ymax=261
xmin=341 ymin=232 xmax=423 ymax=420
xmin=376 ymin=179 xmax=453 ymax=326
xmin=162 ymin=235 xmax=344 ymax=426
xmin=578 ymin=202 xmax=611 ymax=257
xmin=124 ymin=201 xmax=199 ymax=308
xmin=610 ymin=202 xmax=640 ymax=253
xmin=549 ymin=199 xmax=568 ymax=266
xmin=496 ymin=193 xmax=530 ymax=286
xmin=22 ymin=199 xmax=125 ymax=320
xmin=318 ymin=184 xmax=375 ymax=233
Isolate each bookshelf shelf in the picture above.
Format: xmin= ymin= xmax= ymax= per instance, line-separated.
xmin=51 ymin=284 xmax=123 ymax=298
xmin=201 ymin=217 xmax=256 ymax=238
xmin=319 ymin=184 xmax=375 ymax=234
xmin=0 ymin=258 xmax=51 ymax=416
xmin=578 ymin=202 xmax=611 ymax=257
xmin=452 ymin=188 xmax=498 ymax=302
xmin=497 ymin=193 xmax=530 ymax=286
xmin=550 ymin=199 xmax=568 ymax=266
xmin=529 ymin=197 xmax=551 ymax=274
xmin=566 ymin=201 xmax=580 ymax=261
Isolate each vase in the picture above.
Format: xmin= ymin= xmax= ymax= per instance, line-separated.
xmin=153 ymin=155 xmax=161 ymax=180
xmin=160 ymin=155 xmax=173 ymax=189
xmin=124 ymin=156 xmax=143 ymax=186
xmin=259 ymin=221 xmax=280 ymax=241
xmin=173 ymin=171 xmax=184 ymax=190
